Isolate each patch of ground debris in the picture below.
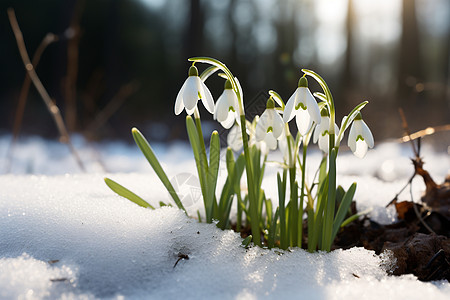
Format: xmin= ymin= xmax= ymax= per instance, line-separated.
xmin=334 ymin=156 xmax=450 ymax=282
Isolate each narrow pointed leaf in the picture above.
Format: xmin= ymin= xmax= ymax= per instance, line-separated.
xmin=132 ymin=128 xmax=186 ymax=212
xmin=332 ymin=182 xmax=357 ymax=241
xmin=104 ymin=177 xmax=154 ymax=209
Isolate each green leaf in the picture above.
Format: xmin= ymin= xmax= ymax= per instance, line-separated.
xmin=335 ymin=185 xmax=346 ymax=208
xmin=278 ymin=170 xmax=288 ymax=249
xmin=332 ymin=182 xmax=357 ymax=241
xmin=206 ymin=131 xmax=220 ymax=220
xmin=186 ymin=116 xmax=209 ymax=218
xmin=265 ymin=198 xmax=273 ymax=229
xmin=104 ymin=177 xmax=154 ymax=209
xmin=267 ymin=207 xmax=279 ymax=249
xmin=131 ymin=128 xmax=186 ymax=213
xmin=340 ymin=207 xmax=372 ymax=228
xmin=241 ymin=235 xmax=252 ymax=249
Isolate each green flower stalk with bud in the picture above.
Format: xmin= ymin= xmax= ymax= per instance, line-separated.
xmin=104 ymin=56 xmax=374 ymax=253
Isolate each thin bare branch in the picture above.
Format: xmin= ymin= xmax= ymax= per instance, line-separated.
xmin=398 ymin=108 xmax=419 ymax=157
xmin=64 ymin=0 xmax=86 ymax=131
xmin=7 ymin=8 xmax=86 ymax=172
xmin=4 ymin=33 xmax=58 ymax=173
xmin=399 ymin=124 xmax=450 ymax=142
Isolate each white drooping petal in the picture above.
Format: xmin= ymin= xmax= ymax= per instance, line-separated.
xmin=314 ymin=116 xmax=329 ymax=143
xmin=185 ymin=105 xmax=196 ymax=116
xmin=199 ymin=80 xmax=215 ymax=114
xmin=214 ymin=89 xmax=239 ymax=129
xmin=220 ymin=112 xmax=236 ymax=129
xmin=174 ymin=79 xmax=188 ymax=115
xmin=264 ymin=132 xmax=278 ymax=151
xmin=235 ymin=77 xmax=244 ymax=112
xmin=283 ymin=88 xmax=298 ymax=123
xmin=183 ymin=76 xmax=200 ymax=111
xmin=293 ymin=87 xmax=321 ymax=135
xmin=348 ymin=121 xmax=358 ymax=152
xmin=353 ymin=140 xmax=368 ymax=158
xmin=227 ymin=124 xmax=243 ymax=152
xmin=278 ymin=130 xmax=289 ymax=161
xmin=255 ymin=110 xmax=270 ymax=142
xmin=295 ymin=108 xmax=313 ymax=136
xmin=361 ymin=120 xmax=374 ymax=148
xmin=272 ymin=111 xmax=284 ymax=139
xmin=304 ymin=88 xmax=321 ymax=125
xmin=318 ymin=133 xmax=329 ymax=153
xmin=214 ymin=90 xmax=232 ymax=122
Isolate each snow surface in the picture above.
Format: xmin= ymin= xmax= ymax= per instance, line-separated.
xmin=0 ymin=135 xmax=449 ymax=299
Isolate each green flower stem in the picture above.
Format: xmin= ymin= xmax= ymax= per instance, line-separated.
xmin=289 ymin=165 xmax=298 ymax=247
xmin=278 ymin=169 xmax=288 ymax=249
xmin=241 ymin=114 xmax=260 ymax=246
xmin=298 ymin=143 xmax=307 ymax=248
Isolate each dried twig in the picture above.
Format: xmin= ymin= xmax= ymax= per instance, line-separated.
xmin=4 ymin=33 xmax=58 ymax=173
xmin=387 ymin=109 xmax=436 ymax=233
xmin=64 ymin=0 xmax=85 ymax=131
xmin=399 ymin=124 xmax=450 ymax=143
xmin=399 ymin=108 xmax=419 ymax=157
xmin=7 ymin=8 xmax=86 ymax=172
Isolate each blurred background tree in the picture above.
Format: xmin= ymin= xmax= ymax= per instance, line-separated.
xmin=0 ymin=0 xmax=449 ymax=148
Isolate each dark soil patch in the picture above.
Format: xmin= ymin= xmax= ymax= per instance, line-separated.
xmin=333 ymin=158 xmax=450 ymax=282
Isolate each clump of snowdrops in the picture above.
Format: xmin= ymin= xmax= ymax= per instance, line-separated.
xmin=105 ymin=57 xmax=374 ymax=252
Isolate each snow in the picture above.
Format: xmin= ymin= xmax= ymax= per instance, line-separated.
xmin=0 ymin=135 xmax=449 ymax=299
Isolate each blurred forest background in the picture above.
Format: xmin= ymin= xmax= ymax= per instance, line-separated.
xmin=0 ymin=0 xmax=449 ymax=147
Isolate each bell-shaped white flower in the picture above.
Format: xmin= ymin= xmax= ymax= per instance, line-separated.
xmin=227 ymin=123 xmax=244 ymax=152
xmin=283 ymin=77 xmax=321 ymax=135
xmin=256 ymin=98 xmax=284 ymax=143
xmin=214 ymin=79 xmax=240 ymax=129
xmin=313 ymin=109 xmax=339 ymax=153
xmin=278 ymin=126 xmax=294 ymax=162
xmin=347 ymin=113 xmax=374 ymax=158
xmin=247 ymin=116 xmax=273 ymax=156
xmin=174 ymin=65 xmax=215 ymax=115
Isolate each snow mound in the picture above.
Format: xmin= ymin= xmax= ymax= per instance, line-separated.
xmin=0 ymin=136 xmax=449 ymax=299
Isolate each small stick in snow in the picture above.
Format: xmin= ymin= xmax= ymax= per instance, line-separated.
xmin=173 ymin=253 xmax=189 ymax=268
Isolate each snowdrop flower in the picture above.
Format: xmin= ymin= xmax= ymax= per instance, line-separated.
xmin=256 ymin=98 xmax=284 ymax=143
xmin=214 ymin=79 xmax=240 ymax=129
xmin=313 ymin=109 xmax=339 ymax=153
xmin=278 ymin=126 xmax=291 ymax=162
xmin=248 ymin=116 xmax=273 ymax=155
xmin=227 ymin=123 xmax=243 ymax=152
xmin=283 ymin=76 xmax=321 ymax=135
xmin=348 ymin=113 xmax=374 ymax=158
xmin=174 ymin=65 xmax=215 ymax=115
